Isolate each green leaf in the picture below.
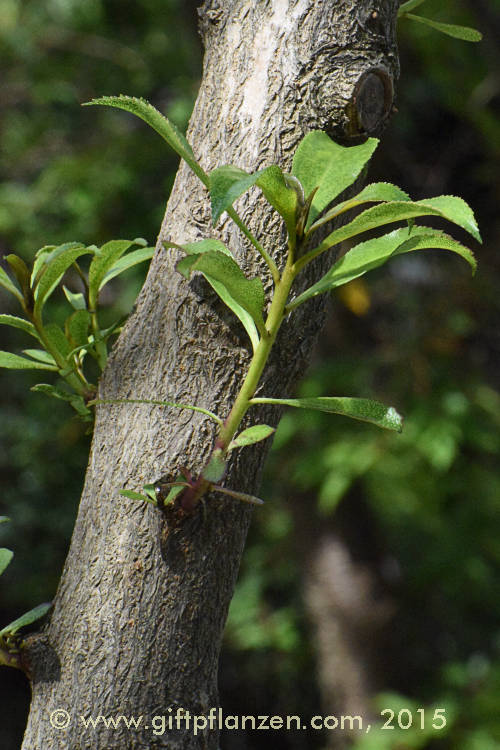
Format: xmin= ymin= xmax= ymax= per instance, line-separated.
xmin=0 ymin=266 xmax=23 ymax=303
xmin=0 ymin=602 xmax=51 ymax=637
xmin=88 ymin=239 xmax=143 ymax=308
xmin=203 ymin=452 xmax=227 ymax=483
xmin=66 ymin=310 xmax=91 ymax=349
xmin=212 ymin=486 xmax=265 ymax=506
xmin=398 ymin=0 xmax=428 ymax=15
xmin=414 ymin=195 xmax=481 ymax=241
xmin=0 ymin=314 xmax=40 ymax=341
xmin=0 ymin=351 xmax=57 ymax=370
xmin=31 ymin=383 xmax=78 ymax=401
xmin=165 ymin=239 xmax=260 ymax=351
xmin=289 ymin=227 xmax=476 ymax=310
xmin=292 ymin=131 xmax=379 ymax=229
xmin=0 ymin=548 xmax=14 ymax=576
xmin=210 ymin=165 xmax=298 ymax=240
xmin=119 ymin=489 xmax=157 ymax=505
xmin=0 ymin=517 xmax=10 ymax=524
xmin=163 ymin=484 xmax=186 ymax=505
xmin=176 ymin=251 xmax=266 ymax=335
xmin=42 ymin=322 xmax=72 ymax=359
xmin=309 ymin=182 xmax=411 ymax=233
xmin=84 ymin=96 xmax=208 ymax=186
xmin=23 ymin=349 xmax=57 ymax=365
xmin=405 ymin=14 xmax=482 ymax=41
xmin=251 ymin=396 xmax=404 ymax=432
xmin=5 ymin=254 xmax=30 ymax=295
xmin=33 ymin=243 xmax=90 ymax=319
xmin=302 ymin=196 xmax=480 ymax=266
xmin=63 ymin=285 xmax=86 ymax=310
xmin=229 ymin=424 xmax=275 ymax=451
xmin=100 ymin=246 xmax=155 ymax=288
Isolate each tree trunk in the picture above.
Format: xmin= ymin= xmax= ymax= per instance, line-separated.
xmin=21 ymin=2 xmax=399 ymax=747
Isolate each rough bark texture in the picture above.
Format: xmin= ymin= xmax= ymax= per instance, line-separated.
xmin=22 ymin=2 xmax=399 ymax=748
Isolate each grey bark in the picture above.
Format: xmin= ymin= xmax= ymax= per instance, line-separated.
xmin=21 ymin=2 xmax=399 ymax=748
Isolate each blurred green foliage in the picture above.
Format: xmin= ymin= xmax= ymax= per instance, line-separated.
xmin=2 ymin=0 xmax=500 ymax=749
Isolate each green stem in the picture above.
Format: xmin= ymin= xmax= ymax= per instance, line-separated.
xmin=216 ymin=256 xmax=296 ymax=452
xmin=226 ymin=207 xmax=280 ymax=285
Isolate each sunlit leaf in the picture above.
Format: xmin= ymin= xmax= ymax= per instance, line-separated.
xmin=165 ymin=239 xmax=261 ymax=351
xmin=84 ymin=96 xmax=209 ymax=186
xmin=250 ymin=396 xmax=404 ymax=432
xmin=308 ymin=182 xmax=411 ymax=233
xmin=291 ymin=131 xmax=379 ymax=229
xmin=289 ymin=227 xmax=476 ymax=310
xmin=177 ymin=250 xmax=266 ymax=335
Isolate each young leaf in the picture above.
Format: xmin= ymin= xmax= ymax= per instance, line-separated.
xmin=164 ymin=239 xmax=260 ymax=351
xmin=0 ymin=266 xmax=23 ymax=304
xmin=0 ymin=548 xmax=14 ymax=576
xmin=289 ymin=227 xmax=476 ymax=310
xmin=0 ymin=315 xmax=40 ymax=341
xmin=0 ymin=602 xmax=51 ymax=638
xmin=33 ymin=243 xmax=90 ymax=319
xmin=84 ymin=96 xmax=209 ymax=187
xmin=0 ymin=351 xmax=57 ymax=371
xmin=308 ymin=182 xmax=411 ymax=233
xmin=99 ymin=245 xmax=155 ymax=288
xmin=88 ymin=239 xmax=146 ymax=308
xmin=404 ymin=14 xmax=482 ymax=41
xmin=291 ymin=131 xmax=379 ymax=229
xmin=228 ymin=424 xmax=275 ymax=451
xmin=176 ymin=251 xmax=266 ymax=335
xmin=203 ymin=452 xmax=227 ymax=483
xmin=211 ymin=486 xmax=265 ymax=506
xmin=250 ymin=396 xmax=404 ymax=432
xmin=63 ymin=285 xmax=86 ymax=310
xmin=119 ymin=489 xmax=157 ymax=505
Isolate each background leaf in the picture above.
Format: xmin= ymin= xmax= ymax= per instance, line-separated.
xmin=0 ymin=548 xmax=14 ymax=576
